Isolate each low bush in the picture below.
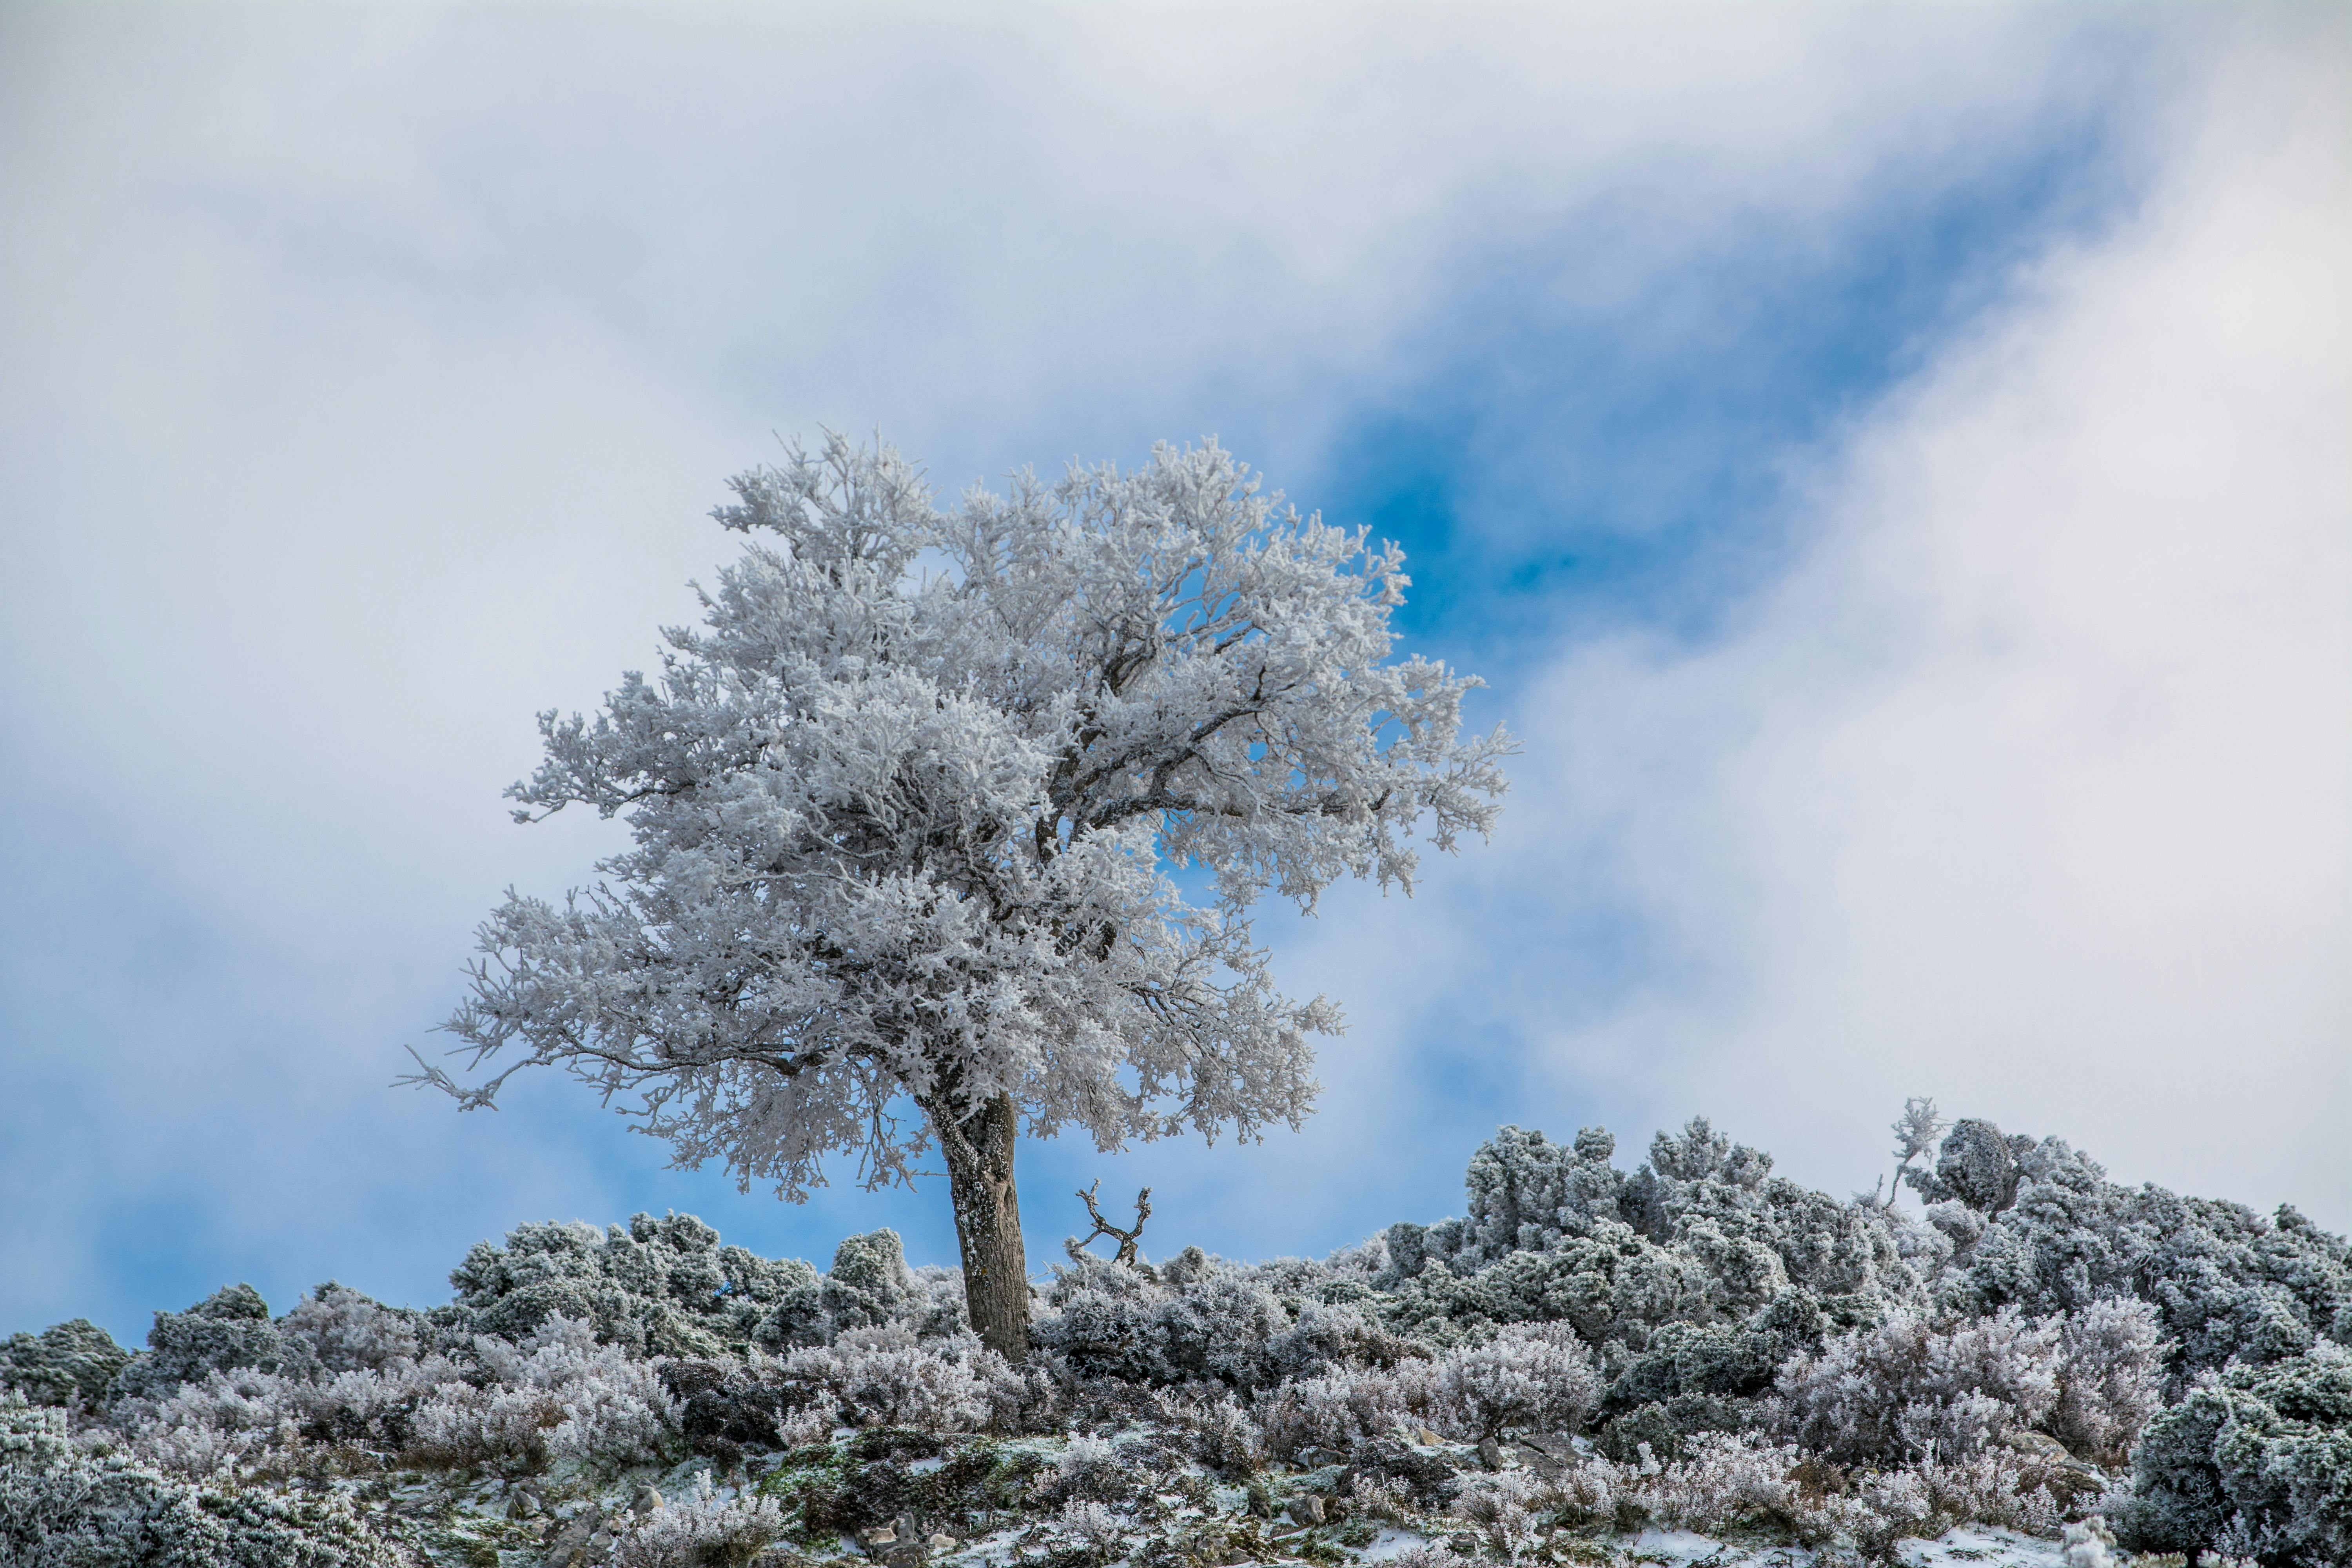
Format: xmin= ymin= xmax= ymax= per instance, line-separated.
xmin=407 ymin=1315 xmax=679 ymax=1474
xmin=609 ymin=1472 xmax=791 ymax=1568
xmin=2115 ymin=1337 xmax=2352 ymax=1564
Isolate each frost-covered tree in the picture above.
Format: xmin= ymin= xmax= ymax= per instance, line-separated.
xmin=411 ymin=435 xmax=1511 ymax=1357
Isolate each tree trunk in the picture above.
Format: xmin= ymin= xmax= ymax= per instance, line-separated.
xmin=935 ymin=1091 xmax=1031 ymax=1360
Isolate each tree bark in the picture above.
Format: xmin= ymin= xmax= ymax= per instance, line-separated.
xmin=935 ymin=1091 xmax=1031 ymax=1360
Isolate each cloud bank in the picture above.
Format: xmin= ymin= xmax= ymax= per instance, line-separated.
xmin=1284 ymin=18 xmax=2349 ymax=1221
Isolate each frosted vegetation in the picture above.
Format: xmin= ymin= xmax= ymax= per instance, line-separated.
xmin=6 ymin=1108 xmax=2346 ymax=1566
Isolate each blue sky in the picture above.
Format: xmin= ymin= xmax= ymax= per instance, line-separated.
xmin=2 ymin=5 xmax=2345 ymax=1349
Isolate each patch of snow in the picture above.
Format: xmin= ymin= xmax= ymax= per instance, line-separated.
xmin=1356 ymin=1528 xmax=1436 ymax=1561
xmin=1895 ymin=1526 xmax=2069 ymax=1567
xmin=1630 ymin=1529 xmax=1744 ymax=1564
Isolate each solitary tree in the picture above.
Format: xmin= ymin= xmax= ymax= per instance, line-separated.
xmin=410 ymin=434 xmax=1512 ymax=1358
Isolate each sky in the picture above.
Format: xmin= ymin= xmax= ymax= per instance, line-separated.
xmin=1 ymin=4 xmax=2345 ymax=1348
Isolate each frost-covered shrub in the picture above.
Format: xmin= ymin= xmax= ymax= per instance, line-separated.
xmin=1914 ymin=1123 xmax=2350 ymax=1391
xmin=408 ymin=1315 xmax=678 ymax=1474
xmin=1839 ymin=1449 xmax=2063 ymax=1553
xmin=113 ymin=1339 xmax=470 ymax=1477
xmin=823 ymin=1337 xmax=990 ymax=1432
xmin=1031 ymin=1255 xmax=1301 ymax=1391
xmin=772 ymin=1327 xmax=993 ymax=1432
xmin=1249 ymin=1341 xmax=1579 ymax=1460
xmin=1521 ymin=1439 xmax=1823 ymax=1542
xmin=125 ymin=1366 xmax=302 ymax=1477
xmin=822 ymin=1231 xmax=920 ymax=1334
xmin=445 ymin=1214 xmax=952 ymax=1357
xmin=907 ymin=1267 xmax=974 ymax=1341
xmin=1595 ymin=1318 xmax=1784 ymax=1439
xmin=111 ymin=1283 xmax=318 ymax=1406
xmin=443 ymin=1212 xmax=835 ymax=1357
xmin=2051 ymin=1298 xmax=2166 ymax=1465
xmin=2058 ymin=1517 xmax=2123 ymax=1568
xmin=405 ymin=1376 xmax=564 ymax=1473
xmin=1642 ymin=1433 xmax=1831 ymax=1542
xmin=1262 ymin=1302 xmax=1390 ymax=1385
xmin=1378 ymin=1119 xmax=1916 ymax=1366
xmin=2115 ymin=1338 xmax=2352 ymax=1565
xmin=1 ymin=1392 xmax=394 ymax=1567
xmin=1178 ymin=1390 xmax=1264 ymax=1474
xmin=608 ymin=1472 xmax=790 ymax=1568
xmin=1058 ymin=1497 xmax=1127 ymax=1554
xmin=1770 ymin=1304 xmax=2060 ymax=1464
xmin=777 ymin=1403 xmax=839 ymax=1448
xmin=1045 ymin=1436 xmax=1135 ymax=1504
xmin=1436 ymin=1322 xmax=1600 ymax=1438
xmin=835 ymin=1339 xmax=982 ymax=1432
xmin=480 ymin=1314 xmax=679 ymax=1468
xmin=1034 ymin=1249 xmax=1404 ymax=1394
xmin=659 ymin=1350 xmax=858 ymax=1458
xmin=278 ymin=1282 xmax=425 ymax=1374
xmin=976 ymin=1345 xmax=1065 ymax=1436
xmin=1452 ymin=1466 xmax=1550 ymax=1556
xmin=1481 ymin=1428 xmax=2070 ymax=1555
xmin=1256 ymin=1361 xmax=1441 ymax=1459
xmin=1546 ymin=1452 xmax=1642 ymax=1533
xmin=0 ymin=1319 xmax=131 ymax=1408
xmin=304 ymin=1355 xmax=465 ymax=1446
xmin=1346 ymin=1467 xmax=1416 ymax=1523
xmin=1382 ymin=1103 xmax=2346 ymax=1433
xmin=1340 ymin=1435 xmax=1468 ymax=1512
xmin=1762 ymin=1289 xmax=2158 ymax=1475
xmin=1908 ymin=1119 xmax=2025 ymax=1214
xmin=1402 ymin=1125 xmax=1628 ymax=1277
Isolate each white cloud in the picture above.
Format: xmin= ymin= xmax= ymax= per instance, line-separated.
xmin=0 ymin=4 xmax=2134 ymax=920
xmin=1302 ymin=16 xmax=2350 ymax=1224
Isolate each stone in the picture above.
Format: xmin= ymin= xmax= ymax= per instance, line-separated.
xmin=631 ymin=1482 xmax=665 ymax=1515
xmin=1287 ymin=1495 xmax=1326 ymax=1526
xmin=2002 ymin=1428 xmax=2104 ymax=1479
xmin=540 ymin=1506 xmax=601 ymax=1568
xmin=1347 ymin=1436 xmax=1463 ymax=1508
xmin=926 ymin=1535 xmax=959 ymax=1552
xmin=1476 ymin=1438 xmax=1504 ymax=1470
xmin=1514 ymin=1433 xmax=1572 ymax=1477
xmin=875 ymin=1523 xmax=927 ymax=1568
xmin=1412 ymin=1427 xmax=1444 ymax=1447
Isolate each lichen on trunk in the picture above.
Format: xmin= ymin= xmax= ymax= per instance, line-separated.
xmin=931 ymin=1090 xmax=1030 ymax=1360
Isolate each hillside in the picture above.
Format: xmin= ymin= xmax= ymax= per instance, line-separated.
xmin=4 ymin=1111 xmax=2345 ymax=1568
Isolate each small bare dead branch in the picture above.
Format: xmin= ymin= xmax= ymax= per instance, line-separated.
xmin=1072 ymin=1179 xmax=1152 ymax=1266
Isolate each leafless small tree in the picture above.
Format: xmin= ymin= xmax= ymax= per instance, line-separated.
xmin=1071 ymin=1180 xmax=1151 ymax=1267
xmin=1861 ymin=1096 xmax=1948 ymax=1209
